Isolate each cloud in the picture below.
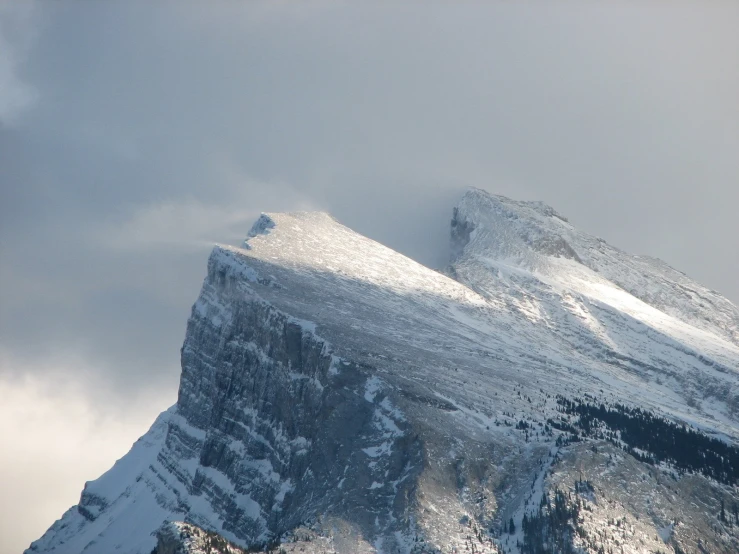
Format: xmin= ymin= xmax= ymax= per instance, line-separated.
xmin=103 ymin=173 xmax=318 ymax=253
xmin=0 ymin=0 xmax=38 ymax=125
xmin=105 ymin=198 xmax=259 ymax=252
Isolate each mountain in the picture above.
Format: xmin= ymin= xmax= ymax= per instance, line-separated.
xmin=27 ymin=189 xmax=739 ymax=554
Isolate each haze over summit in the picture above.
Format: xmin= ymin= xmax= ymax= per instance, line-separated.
xmin=1 ymin=2 xmax=738 ymax=553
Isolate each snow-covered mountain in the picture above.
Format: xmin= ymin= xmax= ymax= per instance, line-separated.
xmin=27 ymin=190 xmax=739 ymax=554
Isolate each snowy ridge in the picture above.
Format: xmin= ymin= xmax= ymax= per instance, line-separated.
xmin=453 ymin=189 xmax=739 ymax=432
xmin=28 ymin=192 xmax=739 ymax=554
xmin=454 ymin=188 xmax=739 ymax=346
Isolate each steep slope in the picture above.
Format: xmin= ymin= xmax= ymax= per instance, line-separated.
xmin=452 ymin=189 xmax=739 ymax=347
xmin=28 ymin=194 xmax=739 ymax=554
xmin=451 ymin=189 xmax=739 ymax=428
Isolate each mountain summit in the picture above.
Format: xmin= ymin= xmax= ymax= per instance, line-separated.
xmin=28 ymin=190 xmax=739 ymax=554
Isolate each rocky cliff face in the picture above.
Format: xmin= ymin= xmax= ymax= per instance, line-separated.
xmin=27 ymin=191 xmax=739 ymax=554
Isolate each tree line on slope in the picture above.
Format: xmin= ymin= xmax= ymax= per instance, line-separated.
xmin=548 ymin=396 xmax=739 ymax=486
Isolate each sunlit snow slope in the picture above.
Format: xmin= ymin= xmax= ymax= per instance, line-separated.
xmin=27 ymin=190 xmax=739 ymax=554
xmin=451 ymin=189 xmax=739 ymax=432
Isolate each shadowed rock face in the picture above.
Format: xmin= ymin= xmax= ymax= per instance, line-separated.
xmin=450 ymin=207 xmax=475 ymax=264
xmin=174 ymin=286 xmax=423 ymax=543
xmin=27 ymin=191 xmax=739 ymax=554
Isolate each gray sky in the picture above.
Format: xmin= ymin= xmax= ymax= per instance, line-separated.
xmin=1 ymin=2 xmax=738 ymax=552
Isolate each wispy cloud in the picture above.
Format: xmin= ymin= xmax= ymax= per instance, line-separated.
xmin=103 ymin=179 xmax=317 ymax=253
xmin=105 ymin=197 xmax=259 ymax=251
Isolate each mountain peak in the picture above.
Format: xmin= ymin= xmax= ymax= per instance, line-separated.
xmin=28 ymin=193 xmax=739 ymax=554
xmin=460 ymin=187 xmax=571 ymax=224
xmin=452 ymin=188 xmax=739 ymax=345
xmin=246 ymin=213 xmax=276 ymax=239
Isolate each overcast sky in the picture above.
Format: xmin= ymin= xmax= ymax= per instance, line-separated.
xmin=1 ymin=2 xmax=738 ymax=552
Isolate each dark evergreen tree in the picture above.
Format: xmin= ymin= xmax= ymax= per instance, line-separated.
xmin=554 ymin=396 xmax=739 ymax=485
xmin=520 ymin=488 xmax=582 ymax=554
